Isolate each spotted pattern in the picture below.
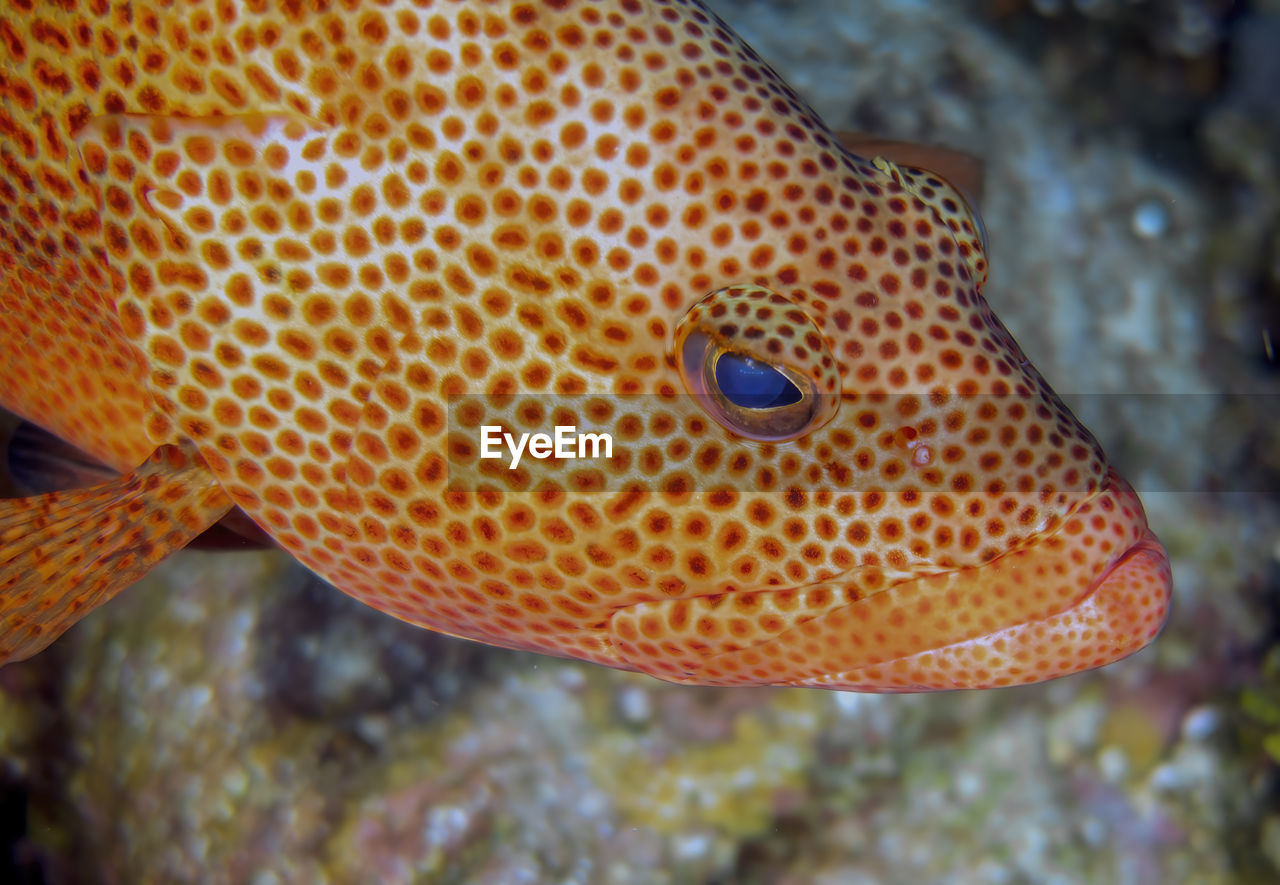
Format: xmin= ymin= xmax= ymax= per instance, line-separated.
xmin=0 ymin=0 xmax=1170 ymax=687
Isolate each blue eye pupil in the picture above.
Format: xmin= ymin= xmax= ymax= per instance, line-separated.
xmin=714 ymin=353 xmax=802 ymax=409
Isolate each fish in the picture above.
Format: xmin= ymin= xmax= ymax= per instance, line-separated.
xmin=0 ymin=0 xmax=1171 ymax=691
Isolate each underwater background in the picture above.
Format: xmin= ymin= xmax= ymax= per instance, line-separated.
xmin=1 ymin=0 xmax=1278 ymax=881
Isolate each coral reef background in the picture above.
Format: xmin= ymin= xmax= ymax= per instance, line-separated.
xmin=2 ymin=0 xmax=1278 ymax=881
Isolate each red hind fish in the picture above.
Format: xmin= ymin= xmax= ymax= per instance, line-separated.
xmin=0 ymin=0 xmax=1170 ymax=690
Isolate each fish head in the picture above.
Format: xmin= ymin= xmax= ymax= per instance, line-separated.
xmin=599 ymin=149 xmax=1171 ymax=691
xmin=79 ymin=0 xmax=1169 ymax=690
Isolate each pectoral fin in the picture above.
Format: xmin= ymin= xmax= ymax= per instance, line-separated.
xmin=0 ymin=442 xmax=232 ymax=664
xmin=6 ymin=420 xmax=275 ymax=551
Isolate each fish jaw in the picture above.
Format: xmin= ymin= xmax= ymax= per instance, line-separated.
xmin=610 ymin=470 xmax=1170 ymax=691
xmin=824 ymin=528 xmax=1171 ymax=693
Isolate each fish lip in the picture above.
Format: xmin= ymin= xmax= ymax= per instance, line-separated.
xmin=1087 ymin=528 xmax=1164 ymax=600
xmin=1085 ymin=467 xmax=1155 ymax=584
xmin=1066 ymin=468 xmax=1172 ymax=655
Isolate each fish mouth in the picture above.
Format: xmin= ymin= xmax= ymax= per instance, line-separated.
xmin=609 ymin=468 xmax=1173 ymax=692
xmin=1085 ymin=528 xmax=1168 ymax=613
xmin=1077 ymin=468 xmax=1172 ymax=624
xmin=790 ymin=468 xmax=1174 ymax=692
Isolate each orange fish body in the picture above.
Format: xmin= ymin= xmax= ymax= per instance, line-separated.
xmin=0 ymin=0 xmax=1170 ymax=690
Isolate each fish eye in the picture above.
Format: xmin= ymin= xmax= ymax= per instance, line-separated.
xmin=674 ymin=285 xmax=840 ymax=442
xmin=715 ymin=352 xmax=803 ymax=409
xmin=681 ymin=331 xmax=820 ymax=440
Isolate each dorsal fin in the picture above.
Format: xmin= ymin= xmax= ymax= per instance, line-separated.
xmin=0 ymin=442 xmax=232 ymax=664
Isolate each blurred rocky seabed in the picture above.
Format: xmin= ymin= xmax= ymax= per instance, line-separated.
xmin=2 ymin=0 xmax=1278 ymax=882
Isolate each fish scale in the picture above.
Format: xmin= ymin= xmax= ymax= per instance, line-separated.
xmin=0 ymin=0 xmax=1170 ymax=690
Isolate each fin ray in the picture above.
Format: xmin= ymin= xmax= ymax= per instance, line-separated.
xmin=0 ymin=443 xmax=232 ymax=663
